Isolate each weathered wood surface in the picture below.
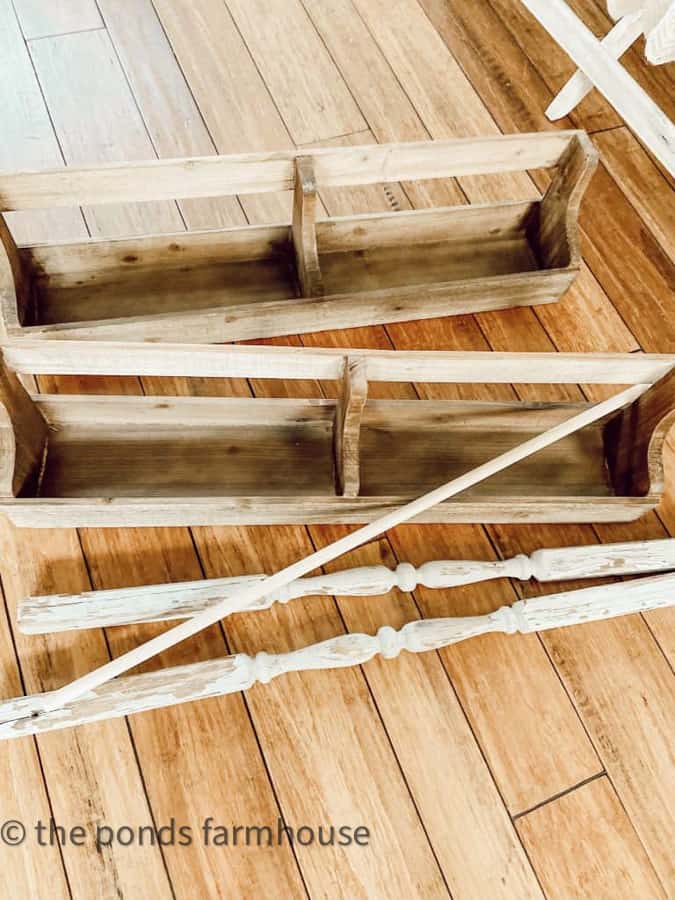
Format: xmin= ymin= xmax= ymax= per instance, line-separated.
xmin=0 ymin=129 xmax=598 ymax=343
xmin=0 ymin=342 xmax=672 ymax=526
xmin=1 ymin=573 xmax=672 ymax=739
xmin=0 ymin=132 xmax=584 ymax=209
xmin=18 ymin=538 xmax=675 ymax=633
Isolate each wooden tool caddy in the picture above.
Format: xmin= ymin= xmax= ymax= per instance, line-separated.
xmin=0 ymin=340 xmax=673 ymax=527
xmin=0 ymin=132 xmax=597 ymax=344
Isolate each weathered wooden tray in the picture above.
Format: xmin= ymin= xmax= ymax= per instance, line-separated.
xmin=0 ymin=132 xmax=597 ymax=343
xmin=1 ymin=340 xmax=673 ymax=528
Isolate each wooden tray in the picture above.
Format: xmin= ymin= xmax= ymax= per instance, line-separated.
xmin=0 ymin=132 xmax=597 ymax=343
xmin=0 ymin=340 xmax=673 ymax=528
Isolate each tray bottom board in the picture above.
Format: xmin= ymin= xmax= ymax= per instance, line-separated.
xmin=32 ymin=234 xmax=541 ymax=326
xmin=36 ymin=417 xmax=611 ymax=499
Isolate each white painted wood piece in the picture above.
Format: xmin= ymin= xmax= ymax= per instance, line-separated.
xmin=522 ymin=0 xmax=675 ymax=173
xmin=0 ymin=383 xmax=650 ymax=726
xmin=608 ymin=0 xmax=646 ymax=18
xmin=1 ymin=572 xmax=673 ymax=739
xmin=18 ymin=539 xmax=675 ymax=633
xmin=546 ymin=12 xmax=644 ymax=120
xmin=645 ymin=1 xmax=675 ymax=63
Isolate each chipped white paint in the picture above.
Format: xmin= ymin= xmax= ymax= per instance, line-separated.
xmin=18 ymin=539 xmax=675 ymax=633
xmin=1 ymin=573 xmax=673 ymax=740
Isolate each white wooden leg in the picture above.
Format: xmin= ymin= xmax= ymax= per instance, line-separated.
xmin=522 ymin=0 xmax=675 ymax=173
xmin=645 ymin=1 xmax=675 ymax=63
xmin=546 ymin=12 xmax=644 ymax=120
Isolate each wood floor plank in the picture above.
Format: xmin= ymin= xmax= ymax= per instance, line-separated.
xmin=25 ymin=26 xmax=307 ymax=897
xmin=592 ymin=128 xmax=674 ymax=263
xmin=351 ymin=0 xmax=537 ymax=204
xmin=0 ymin=529 xmax=70 ymax=899
xmin=152 ymin=0 xmax=293 ymax=223
xmin=490 ymin=522 xmax=675 ymax=889
xmin=225 ymin=0 xmax=366 ymax=144
xmin=0 ymin=0 xmax=84 ymax=246
xmin=516 ymin=777 xmax=665 ymax=898
xmin=13 ymin=0 xmax=102 ymax=39
xmin=97 ymin=0 xmax=246 ymax=230
xmin=578 ymin=164 xmax=675 ymax=352
xmin=28 ymin=29 xmax=184 ymax=238
xmin=299 ymin=0 xmax=465 ymax=209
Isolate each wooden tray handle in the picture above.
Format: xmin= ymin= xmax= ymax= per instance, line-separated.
xmin=535 ymin=131 xmax=599 ymax=269
xmin=605 ymin=366 xmax=675 ymax=496
xmin=0 ymin=351 xmax=49 ymax=497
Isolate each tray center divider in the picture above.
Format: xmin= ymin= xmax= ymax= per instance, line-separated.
xmin=333 ymin=356 xmax=368 ymax=497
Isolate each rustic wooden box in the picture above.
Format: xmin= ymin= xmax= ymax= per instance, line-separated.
xmin=0 ymin=340 xmax=672 ymax=527
xmin=0 ymin=132 xmax=597 ymax=343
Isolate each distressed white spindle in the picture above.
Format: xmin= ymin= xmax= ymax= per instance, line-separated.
xmin=17 ymin=538 xmax=675 ymax=634
xmin=1 ymin=573 xmax=672 ymax=740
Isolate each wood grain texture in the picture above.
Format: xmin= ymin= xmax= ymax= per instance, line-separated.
xmin=0 ymin=347 xmax=671 ymax=525
xmin=0 ymin=523 xmax=174 ymax=898
xmin=517 ymin=777 xmax=665 ymax=898
xmin=225 ymin=0 xmax=366 ymax=144
xmin=0 ymin=530 xmax=69 ymax=899
xmin=334 ymin=356 xmax=367 ymax=496
xmin=491 ymin=522 xmax=675 ymax=889
xmin=592 ymin=127 xmax=675 ymax=261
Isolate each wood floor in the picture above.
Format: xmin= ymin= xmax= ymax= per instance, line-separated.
xmin=0 ymin=1 xmax=673 ymax=897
